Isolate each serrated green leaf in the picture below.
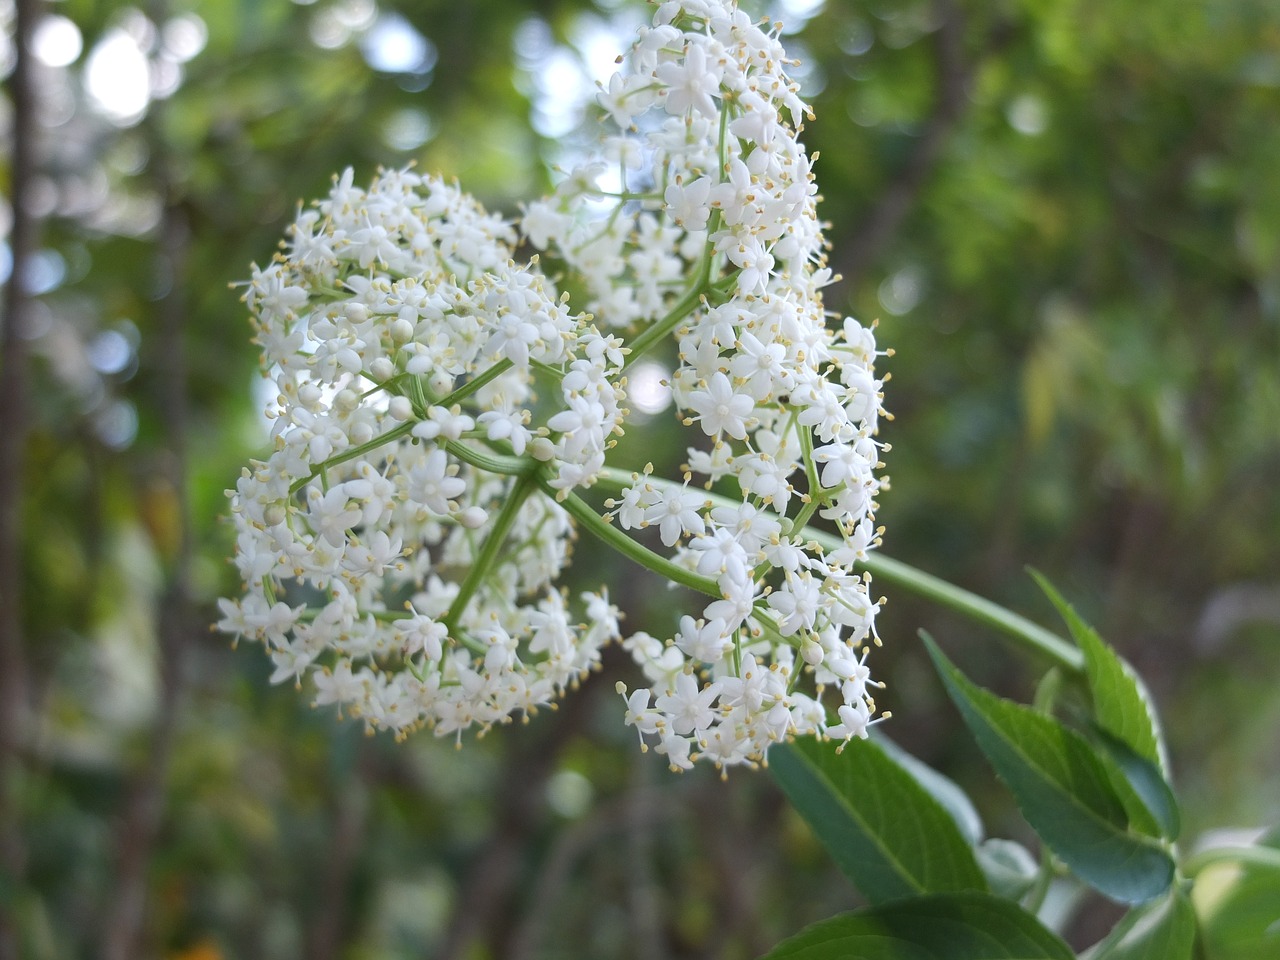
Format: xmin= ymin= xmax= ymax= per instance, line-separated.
xmin=1029 ymin=570 xmax=1164 ymax=769
xmin=770 ymin=737 xmax=987 ymax=903
xmin=1093 ymin=740 xmax=1165 ymax=840
xmin=875 ymin=734 xmax=985 ymax=846
xmin=1089 ymin=885 xmax=1197 ymax=959
xmin=758 ymin=892 xmax=1074 ymax=960
xmin=1092 ymin=726 xmax=1180 ymax=841
xmin=923 ymin=634 xmax=1176 ymax=904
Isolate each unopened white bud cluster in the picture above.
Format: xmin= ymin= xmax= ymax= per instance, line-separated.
xmin=219 ymin=0 xmax=890 ymax=769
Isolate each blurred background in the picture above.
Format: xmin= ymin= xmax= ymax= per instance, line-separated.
xmin=1 ymin=0 xmax=1278 ymax=956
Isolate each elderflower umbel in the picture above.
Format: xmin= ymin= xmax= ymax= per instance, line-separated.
xmin=219 ymin=0 xmax=890 ymax=770
xmin=218 ymin=168 xmax=628 ymax=737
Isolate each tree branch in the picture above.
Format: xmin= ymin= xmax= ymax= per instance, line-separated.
xmin=98 ymin=188 xmax=196 ymax=960
xmin=305 ymin=742 xmax=369 ymax=960
xmin=506 ymin=782 xmax=679 ymax=960
xmin=0 ymin=0 xmax=44 ymax=953
xmin=436 ymin=658 xmax=613 ymax=960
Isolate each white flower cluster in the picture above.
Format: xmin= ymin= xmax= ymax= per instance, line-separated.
xmin=536 ymin=0 xmax=889 ymax=769
xmin=217 ymin=169 xmax=628 ymax=737
xmin=219 ymin=0 xmax=890 ymax=769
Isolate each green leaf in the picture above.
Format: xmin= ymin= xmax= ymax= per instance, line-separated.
xmin=1029 ymin=570 xmax=1165 ymax=769
xmin=923 ymin=634 xmax=1176 ymax=904
xmin=1091 ymin=726 xmax=1180 ymax=841
xmin=1089 ymin=885 xmax=1197 ymax=959
xmin=770 ymin=737 xmax=987 ymax=903
xmin=875 ymin=734 xmax=985 ymax=846
xmin=975 ymin=838 xmax=1040 ymax=900
xmin=1193 ymin=827 xmax=1280 ymax=960
xmin=1093 ymin=744 xmax=1165 ymax=841
xmin=758 ymin=892 xmax=1074 ymax=960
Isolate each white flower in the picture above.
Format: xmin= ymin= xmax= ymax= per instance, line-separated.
xmin=767 ymin=572 xmax=821 ymax=636
xmin=477 ymin=407 xmax=532 ymax=454
xmin=655 ymin=672 xmax=721 ymax=736
xmin=656 ymin=41 xmax=723 ymax=119
xmin=313 ymin=661 xmax=367 ymax=707
xmin=826 ymin=700 xmax=874 ymax=744
xmin=656 ymin=731 xmax=694 ymax=771
xmin=406 ymin=448 xmax=466 ymax=516
xmin=674 ymin=615 xmax=732 ymax=662
xmin=687 ymin=372 xmax=754 ymax=440
xmin=688 ymin=526 xmax=749 ymax=579
xmin=730 ymin=331 xmax=791 ymax=400
xmin=306 ymin=487 xmax=363 ymax=548
xmin=644 ymin=484 xmax=708 ymax=546
xmin=606 ymin=478 xmax=654 ymax=530
xmin=412 ymin=406 xmax=476 ymax=442
xmin=619 ymin=684 xmax=662 ymax=742
xmin=664 ymin=176 xmax=714 ymax=231
xmin=813 ymin=440 xmax=868 ymax=490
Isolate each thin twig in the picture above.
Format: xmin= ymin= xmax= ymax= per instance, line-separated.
xmin=435 ymin=662 xmax=610 ymax=960
xmin=305 ymin=741 xmax=369 ymax=960
xmin=98 ymin=182 xmax=196 ymax=960
xmin=0 ymin=0 xmax=44 ymax=954
xmin=696 ymin=778 xmax=763 ymax=960
xmin=626 ymin=755 xmax=665 ymax=960
xmin=507 ymin=784 xmax=678 ymax=960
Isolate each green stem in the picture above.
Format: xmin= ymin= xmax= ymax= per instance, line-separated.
xmin=442 ymin=439 xmax=532 ymax=477
xmin=592 ymin=466 xmax=1083 ymax=674
xmin=797 ymin=412 xmax=821 ymax=497
xmin=444 ymin=357 xmax=514 ymax=406
xmin=1022 ymin=845 xmax=1056 ymax=916
xmin=855 ymin=552 xmax=1083 ymax=675
xmin=748 ymin=602 xmax=798 ymax=652
xmin=623 ymin=108 xmax=735 ymax=370
xmin=624 ymin=272 xmax=711 ymax=368
xmin=530 ymin=358 xmax=566 ymax=382
xmin=546 ymin=483 xmax=721 ymax=600
xmin=294 ymin=607 xmax=413 ymax=625
xmin=589 ymin=189 xmax=662 ymax=202
xmin=1183 ymin=844 xmax=1280 ymax=878
xmin=781 ymin=414 xmax=825 ymax=534
xmin=289 ymin=421 xmax=415 ymax=495
xmin=442 ymin=471 xmax=538 ymax=634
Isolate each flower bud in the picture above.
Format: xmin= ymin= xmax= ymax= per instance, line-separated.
xmin=370 ymin=357 xmax=395 ymax=381
xmin=308 ymin=434 xmax=333 ymax=462
xmin=428 ymin=370 xmax=455 ymax=396
xmin=390 ymin=317 xmax=415 ymax=343
xmin=388 ymin=396 xmax=413 ymax=421
xmin=801 ymin=638 xmax=824 ymax=666
xmin=529 ymin=437 xmax=557 ymax=461
xmin=457 ymin=506 xmax=489 ymax=529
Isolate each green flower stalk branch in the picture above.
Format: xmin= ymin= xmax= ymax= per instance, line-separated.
xmin=587 ymin=467 xmax=1083 ymax=674
xmin=859 ymin=554 xmax=1084 ymax=675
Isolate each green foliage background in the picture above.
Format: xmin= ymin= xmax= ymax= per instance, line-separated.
xmin=2 ymin=0 xmax=1278 ymax=957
